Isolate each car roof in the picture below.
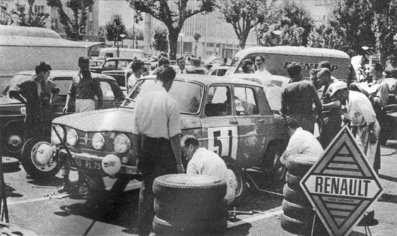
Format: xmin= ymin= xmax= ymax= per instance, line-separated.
xmin=235 ymin=46 xmax=350 ymax=59
xmin=142 ymin=74 xmax=262 ymax=87
xmin=105 ymin=58 xmax=134 ymax=61
xmin=15 ymin=70 xmax=116 ymax=81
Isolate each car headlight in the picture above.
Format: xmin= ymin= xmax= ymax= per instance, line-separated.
xmin=51 ymin=125 xmax=65 ymax=145
xmin=66 ymin=128 xmax=78 ymax=146
xmin=20 ymin=107 xmax=26 ymax=115
xmin=92 ymin=133 xmax=105 ymax=150
xmin=113 ymin=133 xmax=130 ymax=154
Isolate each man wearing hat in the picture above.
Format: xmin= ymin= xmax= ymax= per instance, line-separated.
xmin=281 ymin=62 xmax=322 ymax=133
xmin=329 ymin=81 xmax=380 ymax=224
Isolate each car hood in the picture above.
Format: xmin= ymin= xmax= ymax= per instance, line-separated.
xmin=53 ymin=108 xmax=201 ymax=133
xmin=0 ymin=96 xmax=23 ymax=105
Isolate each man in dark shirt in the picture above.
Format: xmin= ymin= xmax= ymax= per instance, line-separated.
xmin=281 ymin=62 xmax=322 ymax=133
xmin=10 ymin=62 xmax=59 ymax=139
xmin=63 ymin=57 xmax=103 ymax=113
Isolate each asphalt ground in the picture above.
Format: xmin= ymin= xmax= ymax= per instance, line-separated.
xmin=1 ymin=142 xmax=396 ymax=236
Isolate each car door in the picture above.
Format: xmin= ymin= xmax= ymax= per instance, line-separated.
xmin=233 ymin=85 xmax=273 ymax=166
xmin=201 ymin=84 xmax=238 ymax=160
xmin=97 ymin=80 xmax=117 ymax=109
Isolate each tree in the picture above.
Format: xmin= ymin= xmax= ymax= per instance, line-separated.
xmin=152 ymin=26 xmax=169 ymax=52
xmin=127 ymin=0 xmax=216 ymax=59
xmin=217 ymin=0 xmax=277 ymax=49
xmin=47 ymin=0 xmax=94 ymax=40
xmin=105 ymin=16 xmax=127 ymax=47
xmin=307 ymin=24 xmax=344 ymax=50
xmin=258 ymin=0 xmax=314 ymax=47
xmin=193 ymin=32 xmax=201 ymax=57
xmin=1 ymin=0 xmax=49 ymax=27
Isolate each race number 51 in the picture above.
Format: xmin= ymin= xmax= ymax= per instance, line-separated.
xmin=208 ymin=127 xmax=238 ymax=159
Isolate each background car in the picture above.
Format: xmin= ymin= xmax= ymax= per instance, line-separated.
xmin=203 ymin=56 xmax=225 ymax=70
xmin=90 ymin=58 xmax=134 ymax=84
xmin=49 ymin=74 xmax=288 ymax=203
xmin=0 ymin=70 xmax=125 ymax=159
xmin=208 ymin=65 xmax=231 ymax=76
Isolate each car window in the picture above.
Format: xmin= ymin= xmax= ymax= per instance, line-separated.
xmin=125 ymin=79 xmax=203 ymax=114
xmin=103 ymin=61 xmax=117 ymax=70
xmin=205 ymin=86 xmax=231 ymax=116
xmin=218 ymin=69 xmax=227 ymax=76
xmin=118 ymin=60 xmax=130 ymax=69
xmin=234 ymin=87 xmax=259 ymax=116
xmin=100 ymin=82 xmax=114 ymax=100
xmin=3 ymin=74 xmax=32 ymax=95
xmin=211 ymin=70 xmax=217 ymax=76
xmin=52 ymin=78 xmax=73 ymax=95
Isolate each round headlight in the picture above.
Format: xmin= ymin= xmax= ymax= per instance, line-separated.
xmin=51 ymin=125 xmax=64 ymax=145
xmin=66 ymin=128 xmax=78 ymax=146
xmin=92 ymin=133 xmax=105 ymax=150
xmin=113 ymin=134 xmax=130 ymax=153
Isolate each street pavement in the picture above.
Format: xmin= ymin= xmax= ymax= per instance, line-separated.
xmin=1 ymin=142 xmax=397 ymax=236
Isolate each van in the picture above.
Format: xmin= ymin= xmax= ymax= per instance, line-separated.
xmin=0 ymin=25 xmax=102 ymax=90
xmin=228 ymin=46 xmax=351 ymax=82
xmin=98 ymin=48 xmax=145 ymax=59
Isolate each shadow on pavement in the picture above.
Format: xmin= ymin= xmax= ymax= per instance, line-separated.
xmin=53 ymin=190 xmax=139 ymax=230
xmin=379 ymin=193 xmax=397 ymax=204
xmin=5 ymin=184 xmax=23 ymax=198
xmin=27 ymin=176 xmax=64 ymax=188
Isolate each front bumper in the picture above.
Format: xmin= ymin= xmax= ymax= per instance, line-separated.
xmin=59 ymin=149 xmax=140 ymax=176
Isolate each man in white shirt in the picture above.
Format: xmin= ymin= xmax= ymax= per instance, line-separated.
xmin=127 ymin=59 xmax=144 ymax=93
xmin=182 ymin=136 xmax=236 ymax=205
xmin=131 ymin=66 xmax=184 ymax=236
xmin=254 ymin=56 xmax=272 ymax=77
xmin=176 ymin=56 xmax=187 ymax=74
xmin=280 ymin=117 xmax=324 ymax=165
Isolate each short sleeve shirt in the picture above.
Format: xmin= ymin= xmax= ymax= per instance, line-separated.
xmin=345 ymin=90 xmax=377 ymax=126
xmin=132 ymin=84 xmax=181 ymax=139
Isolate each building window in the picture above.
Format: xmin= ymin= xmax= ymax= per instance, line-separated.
xmin=34 ymin=5 xmax=44 ymax=14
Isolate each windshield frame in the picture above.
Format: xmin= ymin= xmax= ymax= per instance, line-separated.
xmin=123 ymin=78 xmax=205 ymax=115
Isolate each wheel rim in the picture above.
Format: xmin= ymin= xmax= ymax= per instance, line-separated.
xmin=4 ymin=134 xmax=23 ymax=154
xmin=30 ymin=141 xmax=58 ymax=172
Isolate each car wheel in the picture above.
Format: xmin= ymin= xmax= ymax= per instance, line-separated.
xmin=285 ymin=154 xmax=318 ymax=177
xmin=261 ymin=142 xmax=286 ymax=185
xmin=2 ymin=156 xmax=20 ymax=173
xmin=282 ymin=199 xmax=314 ymax=222
xmin=2 ymin=122 xmax=24 ymax=157
xmin=285 ymin=171 xmax=302 ymax=187
xmin=21 ymin=138 xmax=63 ymax=181
xmin=226 ymin=161 xmax=247 ymax=205
xmin=279 ymin=213 xmax=311 ymax=235
xmin=283 ymin=184 xmax=311 ymax=207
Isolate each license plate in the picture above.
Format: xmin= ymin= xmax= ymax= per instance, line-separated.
xmin=74 ymin=159 xmax=102 ymax=171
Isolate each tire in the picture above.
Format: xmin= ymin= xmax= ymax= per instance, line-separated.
xmin=154 ymin=198 xmax=227 ymax=222
xmin=283 ymin=184 xmax=311 ymax=207
xmin=153 ymin=174 xmax=226 ymax=203
xmin=286 ymin=171 xmax=302 ymax=187
xmin=2 ymin=156 xmax=20 ymax=173
xmin=2 ymin=122 xmax=24 ymax=157
xmin=21 ymin=138 xmax=63 ymax=181
xmin=279 ymin=213 xmax=311 ymax=235
xmin=282 ymin=199 xmax=314 ymax=222
xmin=261 ymin=142 xmax=286 ymax=186
xmin=226 ymin=162 xmax=247 ymax=205
xmin=153 ymin=215 xmax=227 ymax=235
xmin=285 ymin=154 xmax=318 ymax=177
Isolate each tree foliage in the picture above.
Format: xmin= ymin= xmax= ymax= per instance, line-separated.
xmin=258 ymin=0 xmax=314 ymax=47
xmin=47 ymin=0 xmax=94 ymax=40
xmin=217 ymin=0 xmax=276 ymax=49
xmin=152 ymin=26 xmax=169 ymax=52
xmin=0 ymin=0 xmax=49 ymax=27
xmin=307 ymin=24 xmax=344 ymax=50
xmin=127 ymin=0 xmax=216 ymax=59
xmin=105 ymin=16 xmax=127 ymax=46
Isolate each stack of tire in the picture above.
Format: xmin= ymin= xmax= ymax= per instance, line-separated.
xmin=280 ymin=154 xmax=327 ymax=235
xmin=153 ymin=174 xmax=228 ymax=236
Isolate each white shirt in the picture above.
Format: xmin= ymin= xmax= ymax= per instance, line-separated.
xmin=187 ymin=147 xmax=236 ymax=204
xmin=283 ymin=127 xmax=324 ymax=161
xmin=127 ymin=73 xmax=140 ymax=91
xmin=255 ymin=68 xmax=272 ymax=77
xmin=132 ymin=84 xmax=181 ymax=139
xmin=344 ymin=90 xmax=376 ymax=126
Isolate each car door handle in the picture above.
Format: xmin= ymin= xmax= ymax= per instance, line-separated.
xmin=257 ymin=119 xmax=265 ymax=123
xmin=229 ymin=120 xmax=238 ymax=125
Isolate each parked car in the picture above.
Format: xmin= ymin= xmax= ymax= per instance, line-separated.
xmin=208 ymin=65 xmax=231 ymax=76
xmin=90 ymin=58 xmax=134 ymax=84
xmin=185 ymin=59 xmax=208 ymax=74
xmin=203 ymin=56 xmax=224 ymax=70
xmin=0 ymin=70 xmax=124 ymax=161
xmin=46 ymin=74 xmax=288 ymax=202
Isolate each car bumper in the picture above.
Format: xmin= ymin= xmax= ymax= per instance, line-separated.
xmin=59 ymin=149 xmax=140 ymax=176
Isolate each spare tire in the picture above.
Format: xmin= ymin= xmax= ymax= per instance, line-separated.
xmin=286 ymin=171 xmax=302 ymax=187
xmin=282 ymin=199 xmax=314 ymax=222
xmin=280 ymin=213 xmax=311 ymax=235
xmin=2 ymin=156 xmax=20 ymax=173
xmin=153 ymin=215 xmax=227 ymax=235
xmin=153 ymin=174 xmax=226 ymax=203
xmin=283 ymin=184 xmax=311 ymax=207
xmin=285 ymin=154 xmax=318 ymax=177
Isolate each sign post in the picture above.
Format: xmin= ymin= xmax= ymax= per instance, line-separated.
xmin=300 ymin=126 xmax=383 ymax=236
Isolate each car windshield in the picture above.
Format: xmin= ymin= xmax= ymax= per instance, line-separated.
xmin=123 ymin=79 xmax=203 ymax=114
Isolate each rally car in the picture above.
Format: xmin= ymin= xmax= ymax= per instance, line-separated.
xmin=44 ymin=74 xmax=288 ymax=201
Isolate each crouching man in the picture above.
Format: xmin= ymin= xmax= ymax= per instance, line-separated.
xmin=182 ymin=136 xmax=237 ymax=205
